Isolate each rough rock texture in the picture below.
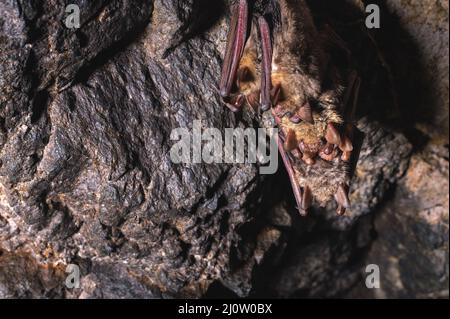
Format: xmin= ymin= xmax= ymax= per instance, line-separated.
xmin=385 ymin=0 xmax=449 ymax=139
xmin=374 ymin=145 xmax=448 ymax=298
xmin=0 ymin=0 xmax=448 ymax=298
xmin=349 ymin=144 xmax=449 ymax=299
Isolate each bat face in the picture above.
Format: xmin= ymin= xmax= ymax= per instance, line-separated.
xmin=219 ymin=0 xmax=360 ymax=216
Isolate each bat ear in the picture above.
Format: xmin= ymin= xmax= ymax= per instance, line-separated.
xmin=219 ymin=0 xmax=250 ymax=98
xmin=341 ymin=71 xmax=361 ymax=121
xmin=258 ymin=16 xmax=273 ymax=112
xmin=301 ymin=186 xmax=313 ymax=211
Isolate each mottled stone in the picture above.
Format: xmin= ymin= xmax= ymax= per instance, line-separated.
xmin=0 ymin=0 xmax=447 ymax=299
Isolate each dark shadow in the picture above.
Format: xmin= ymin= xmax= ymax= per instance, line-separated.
xmin=203 ymin=280 xmax=240 ymax=299
xmin=30 ymin=90 xmax=50 ymax=124
xmin=308 ymin=0 xmax=438 ymax=150
xmin=163 ymin=0 xmax=227 ymax=58
xmin=60 ymin=26 xmax=148 ymax=91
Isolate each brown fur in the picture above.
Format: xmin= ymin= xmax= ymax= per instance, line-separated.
xmin=229 ymin=0 xmax=355 ymax=209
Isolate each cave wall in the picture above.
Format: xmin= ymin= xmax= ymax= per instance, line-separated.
xmin=0 ymin=0 xmax=448 ymax=299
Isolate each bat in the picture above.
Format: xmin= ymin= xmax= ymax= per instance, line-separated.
xmin=219 ymin=0 xmax=361 ymax=216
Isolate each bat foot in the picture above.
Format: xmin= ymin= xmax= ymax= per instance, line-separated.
xmin=224 ymin=94 xmax=246 ymax=112
xmin=334 ymin=184 xmax=351 ymax=212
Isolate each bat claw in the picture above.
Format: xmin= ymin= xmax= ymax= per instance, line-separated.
xmin=301 ymin=186 xmax=313 ymax=211
xmin=224 ymin=94 xmax=245 ymax=112
xmin=326 ymin=122 xmax=342 ymax=146
xmin=335 ymin=184 xmax=351 ymax=209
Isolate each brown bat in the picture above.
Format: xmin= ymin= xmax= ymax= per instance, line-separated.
xmin=219 ymin=0 xmax=361 ymax=216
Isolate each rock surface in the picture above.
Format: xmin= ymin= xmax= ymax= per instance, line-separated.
xmin=349 ymin=144 xmax=449 ymax=299
xmin=0 ymin=0 xmax=448 ymax=298
xmin=385 ymin=0 xmax=449 ymax=139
